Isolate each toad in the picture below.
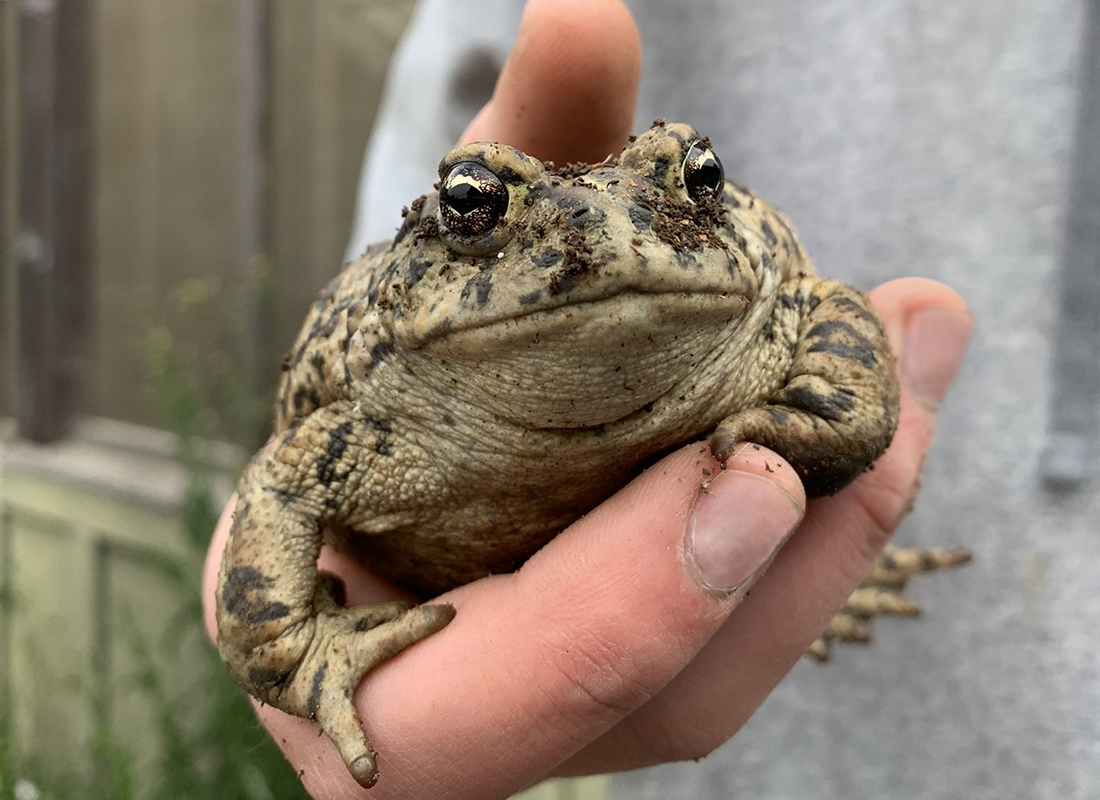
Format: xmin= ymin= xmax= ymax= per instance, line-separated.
xmin=216 ymin=122 xmax=969 ymax=788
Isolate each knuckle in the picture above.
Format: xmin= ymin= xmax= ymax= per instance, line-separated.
xmin=545 ymin=630 xmax=655 ymax=725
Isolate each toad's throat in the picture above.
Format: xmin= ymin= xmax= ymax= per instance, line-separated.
xmin=404 ymin=289 xmax=748 ymax=430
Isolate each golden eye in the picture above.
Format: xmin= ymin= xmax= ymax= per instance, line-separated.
xmin=439 ymin=162 xmax=508 ymax=237
xmin=682 ymin=141 xmax=724 ymax=202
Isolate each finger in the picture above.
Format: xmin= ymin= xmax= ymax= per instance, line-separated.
xmin=254 ymin=444 xmax=804 ymax=800
xmin=459 ymin=0 xmax=640 ymax=163
xmin=555 ymin=278 xmax=973 ymax=774
xmin=871 ymin=277 xmax=973 ymax=413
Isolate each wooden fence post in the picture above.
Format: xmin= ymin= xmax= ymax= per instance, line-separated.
xmin=15 ymin=0 xmax=92 ymax=443
xmin=1 ymin=3 xmax=15 ymax=419
xmin=237 ymin=0 xmax=273 ymax=444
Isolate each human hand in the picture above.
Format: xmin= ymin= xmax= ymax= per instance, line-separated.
xmin=202 ymin=1 xmax=973 ymax=797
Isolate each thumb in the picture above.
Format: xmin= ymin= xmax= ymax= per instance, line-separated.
xmin=460 ymin=0 xmax=640 ymax=163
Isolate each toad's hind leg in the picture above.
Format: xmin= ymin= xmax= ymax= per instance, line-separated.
xmin=215 ymin=404 xmax=455 ymax=788
xmin=806 ymin=545 xmax=972 ymax=661
xmin=711 ymin=278 xmax=900 ymax=496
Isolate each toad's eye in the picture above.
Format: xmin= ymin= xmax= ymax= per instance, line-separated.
xmin=439 ymin=162 xmax=508 ymax=237
xmin=682 ymin=142 xmax=724 ymax=202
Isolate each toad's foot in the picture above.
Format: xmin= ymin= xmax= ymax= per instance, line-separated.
xmin=806 ymin=545 xmax=972 ymax=661
xmin=297 ymin=596 xmax=455 ymax=788
xmin=228 ymin=571 xmax=456 ymax=788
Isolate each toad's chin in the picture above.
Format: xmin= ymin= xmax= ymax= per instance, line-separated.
xmin=415 ymin=290 xmax=748 ymax=429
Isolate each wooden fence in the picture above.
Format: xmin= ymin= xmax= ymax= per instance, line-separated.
xmin=1 ymin=0 xmax=418 ymax=437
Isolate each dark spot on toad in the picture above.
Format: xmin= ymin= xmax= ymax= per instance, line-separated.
xmin=265 ymin=486 xmax=298 ymax=508
xmin=221 ymin=566 xmax=290 ymax=625
xmin=525 ymin=183 xmax=550 ymax=204
xmin=293 ymin=387 xmax=319 ymax=414
xmin=405 ymin=257 xmax=432 ymax=287
xmin=664 ymin=125 xmax=689 ymax=148
xmin=548 ymin=276 xmax=574 ymax=296
xmin=830 ymin=295 xmax=876 ymax=321
xmin=767 ymin=407 xmax=790 ymax=426
xmin=806 ymin=320 xmax=878 ymax=369
xmin=518 ymin=289 xmax=543 ymax=305
xmin=531 ymin=248 xmax=563 ymax=268
xmin=773 ymin=214 xmax=799 ymax=254
xmin=760 ymin=219 xmax=778 ymax=248
xmin=675 ymin=250 xmax=701 ymax=269
xmin=653 ymin=155 xmax=671 ymax=183
xmin=783 ymin=384 xmax=857 ymax=422
xmin=461 ymin=273 xmax=493 ymax=306
xmin=248 ymin=667 xmax=283 ymax=688
xmin=371 ymin=340 xmax=393 ymax=366
xmin=307 ymin=662 xmax=327 ymax=720
xmin=362 ymin=417 xmax=393 ymax=457
xmin=316 ymin=422 xmax=353 ymax=486
xmin=628 ymin=202 xmax=654 ymax=230
xmin=555 ymin=194 xmax=580 ymax=212
xmin=497 ymin=164 xmax=524 ymax=185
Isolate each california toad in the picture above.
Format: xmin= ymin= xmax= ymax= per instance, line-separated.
xmin=216 ymin=122 xmax=969 ymax=788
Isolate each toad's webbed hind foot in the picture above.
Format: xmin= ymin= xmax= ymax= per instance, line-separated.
xmin=279 ymin=598 xmax=456 ymax=788
xmin=806 ymin=545 xmax=972 ymax=661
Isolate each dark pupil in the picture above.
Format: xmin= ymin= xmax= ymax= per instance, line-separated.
xmin=684 ymin=144 xmax=724 ymax=200
xmin=444 ymin=181 xmax=490 ymax=216
xmin=692 ymin=156 xmax=721 ymax=190
xmin=440 ymin=162 xmax=507 ymax=237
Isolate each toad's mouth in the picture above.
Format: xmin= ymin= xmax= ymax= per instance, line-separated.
xmin=403 ymin=287 xmax=749 ymax=429
xmin=402 ymin=288 xmax=750 ymax=353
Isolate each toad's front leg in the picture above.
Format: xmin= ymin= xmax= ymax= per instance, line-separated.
xmin=215 ymin=403 xmax=454 ymax=788
xmin=711 ymin=277 xmax=900 ymax=496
